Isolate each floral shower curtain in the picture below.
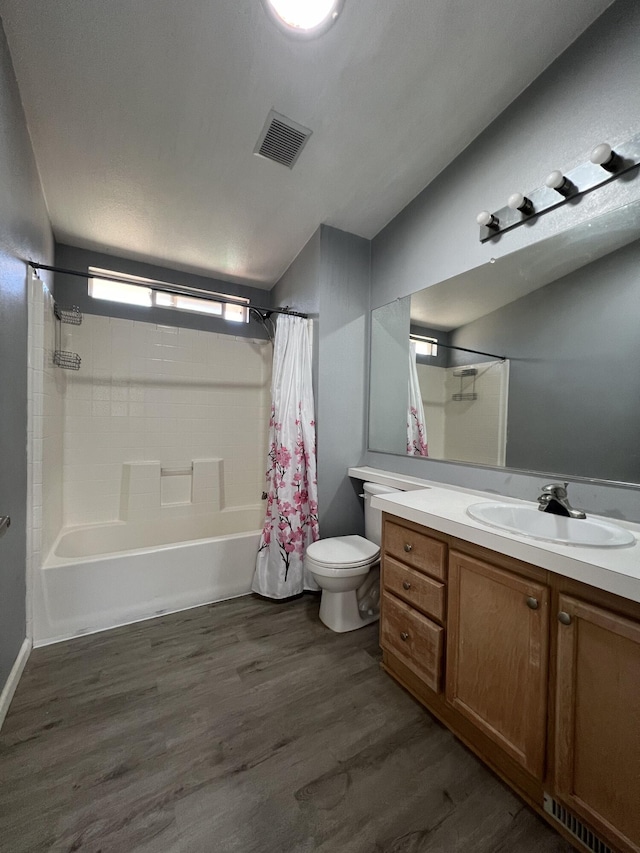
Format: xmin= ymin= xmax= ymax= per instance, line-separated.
xmin=407 ymin=341 xmax=428 ymax=456
xmin=252 ymin=315 xmax=320 ymax=599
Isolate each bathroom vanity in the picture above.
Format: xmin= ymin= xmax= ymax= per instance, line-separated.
xmin=363 ymin=476 xmax=640 ymax=853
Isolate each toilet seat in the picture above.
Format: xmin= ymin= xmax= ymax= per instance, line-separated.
xmin=306 ymin=535 xmax=379 ymax=569
xmin=305 ymin=560 xmax=375 ymax=578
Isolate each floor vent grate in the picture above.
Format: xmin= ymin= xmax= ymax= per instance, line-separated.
xmin=543 ymin=795 xmax=612 ymax=853
xmin=254 ymin=110 xmax=312 ymax=168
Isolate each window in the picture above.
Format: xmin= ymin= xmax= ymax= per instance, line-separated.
xmin=411 ymin=335 xmax=438 ymax=357
xmin=88 ymin=268 xmax=249 ymax=323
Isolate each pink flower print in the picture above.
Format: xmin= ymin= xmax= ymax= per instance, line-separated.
xmin=257 ymin=389 xmax=318 ymax=583
xmin=276 ymin=446 xmax=291 ymax=469
xmin=293 ymin=489 xmax=308 ymax=507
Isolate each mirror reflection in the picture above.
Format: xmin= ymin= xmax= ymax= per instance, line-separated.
xmin=368 ymin=200 xmax=640 ymax=485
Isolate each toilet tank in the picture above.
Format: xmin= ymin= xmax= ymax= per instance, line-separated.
xmin=363 ymin=482 xmax=401 ymax=545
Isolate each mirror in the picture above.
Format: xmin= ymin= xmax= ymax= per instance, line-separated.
xmin=368 ymin=199 xmax=640 ymax=485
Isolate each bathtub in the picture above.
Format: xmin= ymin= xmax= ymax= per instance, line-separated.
xmin=33 ymin=506 xmax=264 ymax=646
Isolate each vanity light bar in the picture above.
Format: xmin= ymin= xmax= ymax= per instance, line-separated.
xmin=477 ymin=132 xmax=640 ymax=242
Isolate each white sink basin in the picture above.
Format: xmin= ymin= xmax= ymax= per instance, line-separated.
xmin=467 ymin=502 xmax=636 ymax=548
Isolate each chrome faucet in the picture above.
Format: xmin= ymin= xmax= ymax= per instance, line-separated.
xmin=537 ymin=482 xmax=586 ymax=519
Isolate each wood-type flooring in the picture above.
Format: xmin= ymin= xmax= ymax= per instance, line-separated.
xmin=0 ymin=595 xmax=573 ymax=852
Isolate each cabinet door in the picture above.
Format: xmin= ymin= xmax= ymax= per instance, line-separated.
xmin=446 ymin=551 xmax=550 ymax=779
xmin=554 ymin=595 xmax=640 ymax=853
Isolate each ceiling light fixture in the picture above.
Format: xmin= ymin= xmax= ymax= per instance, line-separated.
xmin=476 ymin=131 xmax=640 ymax=242
xmin=261 ymin=0 xmax=344 ymax=38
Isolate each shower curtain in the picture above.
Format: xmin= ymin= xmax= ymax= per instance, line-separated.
xmin=252 ymin=314 xmax=320 ymax=599
xmin=407 ymin=341 xmax=428 ymax=456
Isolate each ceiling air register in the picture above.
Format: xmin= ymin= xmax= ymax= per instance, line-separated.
xmin=254 ymin=110 xmax=312 ymax=169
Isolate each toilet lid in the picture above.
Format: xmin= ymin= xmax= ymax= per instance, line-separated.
xmin=306 ymin=535 xmax=380 ymax=567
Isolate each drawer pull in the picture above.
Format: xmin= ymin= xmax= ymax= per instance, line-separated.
xmin=400 ymin=631 xmax=409 ymax=641
xmin=526 ymin=596 xmax=539 ymax=610
xmin=558 ymin=611 xmax=572 ymax=626
xmin=402 ymin=581 xmax=411 ymax=590
xmin=404 ymin=543 xmax=413 ymax=553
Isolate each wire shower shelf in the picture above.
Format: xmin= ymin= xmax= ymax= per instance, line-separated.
xmin=54 ymin=303 xmax=82 ymax=324
xmin=53 ymin=303 xmax=82 ymax=369
xmin=53 ymin=350 xmax=81 ymax=370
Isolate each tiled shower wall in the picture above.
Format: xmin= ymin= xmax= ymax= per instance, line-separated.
xmin=42 ymin=289 xmax=66 ymax=552
xmin=55 ymin=315 xmax=271 ymax=528
xmin=28 ymin=278 xmax=65 ymax=564
xmin=418 ymin=360 xmax=509 ymax=467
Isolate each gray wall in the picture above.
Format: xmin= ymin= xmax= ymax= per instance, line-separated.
xmin=364 ymin=0 xmax=640 ymax=521
xmin=372 ymin=0 xmax=640 ymax=311
xmin=0 ymin=21 xmax=53 ymax=692
xmin=450 ymin=238 xmax=640 ymax=483
xmin=411 ymin=324 xmax=451 ymax=369
xmin=317 ymin=226 xmax=370 ymax=538
xmin=54 ymin=244 xmax=272 ymax=340
xmin=272 ymin=229 xmax=321 ymax=398
xmin=273 ymin=226 xmax=370 ymax=538
xmin=370 ymin=300 xmax=410 ymax=454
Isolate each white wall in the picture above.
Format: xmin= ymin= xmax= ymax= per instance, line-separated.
xmin=40 ymin=314 xmax=271 ymax=538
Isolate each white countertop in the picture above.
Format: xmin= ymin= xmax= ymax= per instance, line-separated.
xmin=348 ymin=466 xmax=640 ymax=603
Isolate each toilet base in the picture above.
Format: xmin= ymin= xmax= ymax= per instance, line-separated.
xmin=319 ymin=589 xmax=379 ymax=633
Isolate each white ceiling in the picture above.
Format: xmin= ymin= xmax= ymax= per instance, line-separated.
xmin=1 ymin=0 xmax=613 ymax=289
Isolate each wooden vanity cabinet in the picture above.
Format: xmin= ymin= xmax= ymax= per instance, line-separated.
xmin=380 ymin=518 xmax=447 ymax=694
xmin=446 ymin=550 xmax=550 ymax=780
xmin=380 ymin=512 xmax=640 ymax=853
xmin=553 ymin=594 xmax=640 ymax=853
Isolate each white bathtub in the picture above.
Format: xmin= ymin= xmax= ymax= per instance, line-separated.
xmin=34 ymin=507 xmax=264 ymax=646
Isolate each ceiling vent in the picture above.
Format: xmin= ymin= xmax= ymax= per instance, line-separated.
xmin=254 ymin=110 xmax=312 ymax=169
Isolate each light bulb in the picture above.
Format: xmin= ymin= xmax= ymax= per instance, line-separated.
xmin=476 ymin=210 xmax=498 ymax=228
xmin=545 ymin=170 xmax=566 ymax=190
xmin=508 ymin=193 xmax=533 ymax=214
xmin=590 ymin=142 xmax=613 ymax=166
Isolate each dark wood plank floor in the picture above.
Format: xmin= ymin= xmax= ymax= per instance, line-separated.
xmin=0 ymin=595 xmax=573 ymax=853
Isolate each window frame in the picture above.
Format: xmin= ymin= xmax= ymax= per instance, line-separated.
xmin=88 ymin=267 xmax=250 ymax=323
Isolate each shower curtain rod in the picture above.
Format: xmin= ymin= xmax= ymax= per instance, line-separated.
xmin=28 ymin=262 xmax=309 ymax=319
xmin=410 ymin=333 xmax=505 ymax=361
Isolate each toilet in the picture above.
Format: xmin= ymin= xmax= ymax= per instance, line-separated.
xmin=305 ymin=482 xmax=400 ymax=632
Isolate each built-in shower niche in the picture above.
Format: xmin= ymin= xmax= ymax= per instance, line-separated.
xmin=120 ymin=458 xmax=224 ymax=521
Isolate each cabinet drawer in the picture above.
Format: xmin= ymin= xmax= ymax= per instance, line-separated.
xmin=381 ymin=592 xmax=443 ymax=693
xmin=385 ymin=521 xmax=446 ymax=580
xmin=384 ymin=557 xmax=445 ymax=623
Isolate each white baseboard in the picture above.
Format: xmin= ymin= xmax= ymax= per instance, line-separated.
xmin=0 ymin=638 xmax=32 ymax=731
